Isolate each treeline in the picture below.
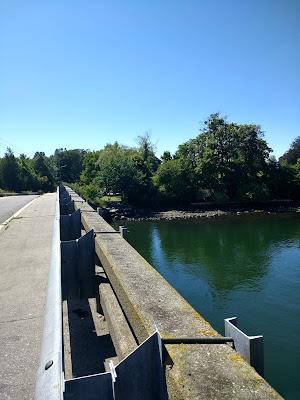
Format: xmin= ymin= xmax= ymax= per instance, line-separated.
xmin=0 ymin=148 xmax=85 ymax=193
xmin=74 ymin=113 xmax=300 ymax=206
xmin=1 ymin=113 xmax=300 ymax=205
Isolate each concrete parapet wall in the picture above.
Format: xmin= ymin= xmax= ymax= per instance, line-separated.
xmin=65 ymin=187 xmax=282 ymax=400
xmin=100 ymin=283 xmax=138 ymax=360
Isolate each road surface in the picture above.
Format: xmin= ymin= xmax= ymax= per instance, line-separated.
xmin=0 ymin=195 xmax=38 ymax=224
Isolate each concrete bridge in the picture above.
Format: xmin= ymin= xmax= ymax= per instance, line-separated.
xmin=0 ymin=188 xmax=282 ymax=399
xmin=0 ymin=193 xmax=56 ymax=399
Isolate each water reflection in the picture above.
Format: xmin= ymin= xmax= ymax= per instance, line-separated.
xmin=131 ymin=215 xmax=300 ymax=292
xmin=119 ymin=214 xmax=300 ymax=399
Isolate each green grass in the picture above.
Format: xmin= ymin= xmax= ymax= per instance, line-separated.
xmin=99 ymin=195 xmax=122 ymax=207
xmin=101 ymin=195 xmax=122 ymax=202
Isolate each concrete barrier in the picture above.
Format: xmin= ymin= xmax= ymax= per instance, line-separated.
xmin=65 ymin=187 xmax=282 ymax=400
xmin=100 ymin=283 xmax=138 ymax=360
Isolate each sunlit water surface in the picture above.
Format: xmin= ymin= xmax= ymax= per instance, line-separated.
xmin=117 ymin=214 xmax=300 ymax=399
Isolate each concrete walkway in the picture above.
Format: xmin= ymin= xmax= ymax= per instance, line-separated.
xmin=0 ymin=193 xmax=56 ymax=400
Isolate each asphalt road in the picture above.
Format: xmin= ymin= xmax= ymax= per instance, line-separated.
xmin=0 ymin=195 xmax=38 ymax=224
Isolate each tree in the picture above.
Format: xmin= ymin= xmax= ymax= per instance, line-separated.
xmin=80 ymin=151 xmax=100 ymax=183
xmin=234 ymin=124 xmax=271 ymax=200
xmin=279 ymin=137 xmax=300 ymax=165
xmin=18 ymin=154 xmax=40 ymax=191
xmin=53 ymin=148 xmax=85 ymax=183
xmin=161 ymin=151 xmax=172 ymax=162
xmin=267 ymin=161 xmax=300 ymax=199
xmin=93 ymin=143 xmax=144 ymax=202
xmin=0 ymin=149 xmax=56 ymax=193
xmin=174 ymin=113 xmax=272 ymax=201
xmin=153 ymin=158 xmax=196 ymax=203
xmin=0 ymin=148 xmax=20 ymax=191
xmin=33 ymin=152 xmax=55 ymax=191
xmin=136 ymin=132 xmax=160 ymax=181
xmin=137 ymin=132 xmax=159 ymax=169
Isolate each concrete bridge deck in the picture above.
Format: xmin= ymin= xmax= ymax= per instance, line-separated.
xmin=0 ymin=193 xmax=56 ymax=400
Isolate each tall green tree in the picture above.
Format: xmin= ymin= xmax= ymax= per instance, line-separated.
xmin=0 ymin=148 xmax=20 ymax=191
xmin=174 ymin=113 xmax=271 ymax=201
xmin=137 ymin=132 xmax=160 ymax=173
xmin=80 ymin=151 xmax=100 ymax=184
xmin=53 ymin=148 xmax=85 ymax=183
xmin=135 ymin=133 xmax=161 ymax=195
xmin=93 ymin=143 xmax=144 ymax=202
xmin=18 ymin=154 xmax=40 ymax=191
xmin=33 ymin=152 xmax=55 ymax=191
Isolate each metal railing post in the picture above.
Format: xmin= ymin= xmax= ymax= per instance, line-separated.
xmin=119 ymin=226 xmax=128 ymax=239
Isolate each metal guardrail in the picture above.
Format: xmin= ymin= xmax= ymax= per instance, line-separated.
xmin=35 ymin=187 xmax=167 ymax=400
xmin=35 ymin=187 xmax=63 ymax=400
xmin=225 ymin=317 xmax=264 ymax=376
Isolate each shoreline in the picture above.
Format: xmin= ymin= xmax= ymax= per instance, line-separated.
xmin=104 ymin=203 xmax=300 ymax=222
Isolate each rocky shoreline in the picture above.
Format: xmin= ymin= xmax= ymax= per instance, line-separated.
xmin=100 ymin=202 xmax=300 ymax=222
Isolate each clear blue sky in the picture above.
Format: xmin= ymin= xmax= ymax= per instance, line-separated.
xmin=0 ymin=0 xmax=299 ymax=159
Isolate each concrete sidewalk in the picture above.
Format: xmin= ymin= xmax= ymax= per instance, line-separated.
xmin=0 ymin=193 xmax=56 ymax=400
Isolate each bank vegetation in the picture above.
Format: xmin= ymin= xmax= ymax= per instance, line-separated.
xmin=1 ymin=113 xmax=300 ymax=208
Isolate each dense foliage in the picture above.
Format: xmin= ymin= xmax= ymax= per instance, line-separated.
xmin=1 ymin=114 xmax=300 ymax=205
xmin=76 ymin=135 xmax=159 ymax=205
xmin=74 ymin=114 xmax=300 ymax=205
xmin=279 ymin=137 xmax=300 ymax=165
xmin=0 ymin=148 xmax=84 ymax=193
xmin=170 ymin=114 xmax=272 ymax=201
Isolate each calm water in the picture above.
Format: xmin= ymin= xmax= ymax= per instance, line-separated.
xmin=117 ymin=214 xmax=300 ymax=399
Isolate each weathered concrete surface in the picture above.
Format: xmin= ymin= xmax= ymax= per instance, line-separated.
xmin=62 ymin=297 xmax=116 ymax=379
xmin=0 ymin=194 xmax=56 ymax=400
xmin=0 ymin=195 xmax=38 ymax=224
xmin=66 ymin=187 xmax=282 ymax=400
xmin=100 ymin=283 xmax=137 ymax=360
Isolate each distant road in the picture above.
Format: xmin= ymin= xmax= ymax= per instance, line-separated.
xmin=0 ymin=195 xmax=38 ymax=224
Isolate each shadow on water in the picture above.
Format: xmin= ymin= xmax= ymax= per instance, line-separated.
xmin=118 ymin=213 xmax=300 ymax=399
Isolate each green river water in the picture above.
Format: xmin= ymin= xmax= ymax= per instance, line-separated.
xmin=117 ymin=214 xmax=300 ymax=399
